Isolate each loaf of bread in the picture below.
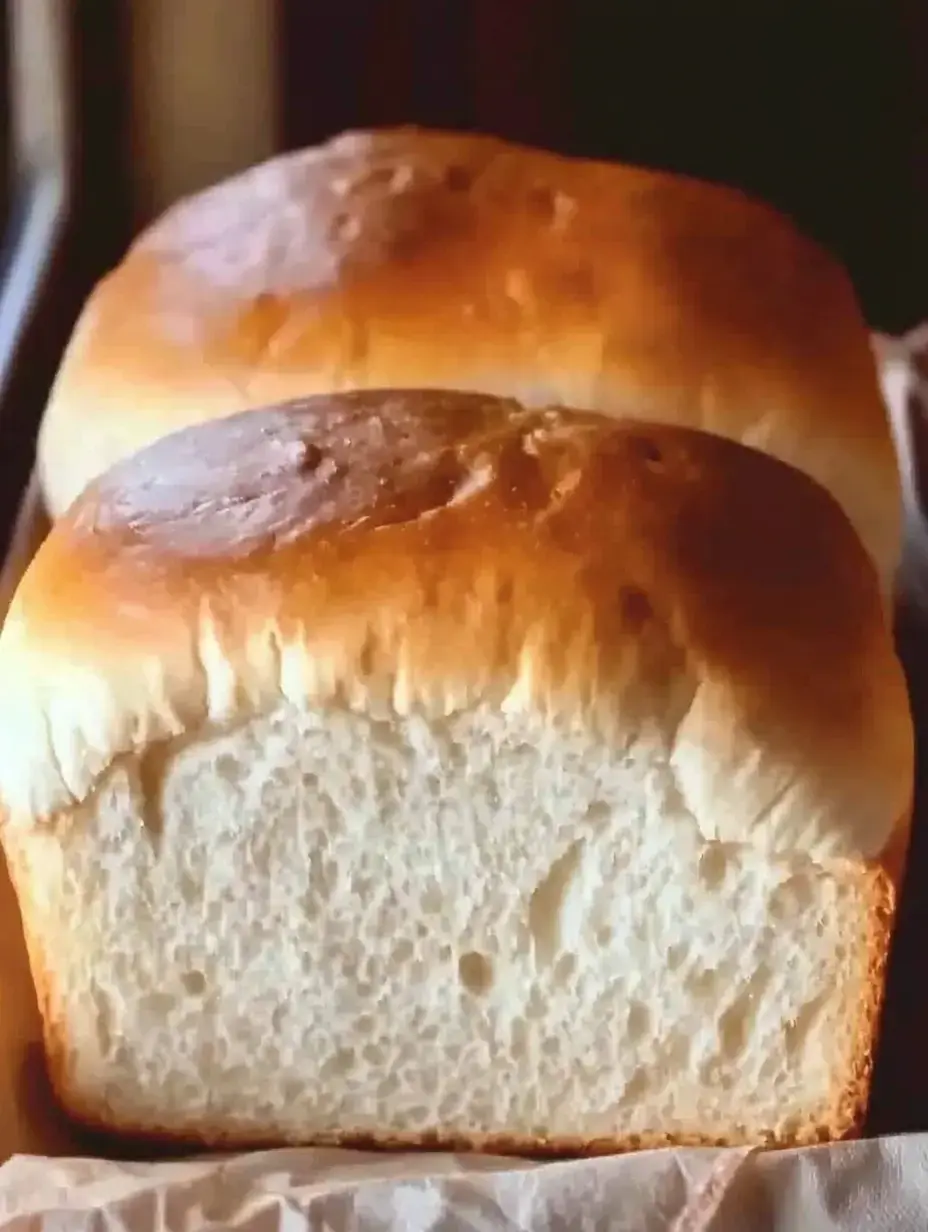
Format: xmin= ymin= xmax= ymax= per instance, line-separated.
xmin=37 ymin=128 xmax=900 ymax=598
xmin=0 ymin=391 xmax=912 ymax=1153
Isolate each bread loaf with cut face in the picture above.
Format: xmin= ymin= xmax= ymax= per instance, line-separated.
xmin=0 ymin=390 xmax=913 ymax=1153
xmin=36 ymin=127 xmax=900 ymax=600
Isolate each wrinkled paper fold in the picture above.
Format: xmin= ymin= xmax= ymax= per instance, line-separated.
xmin=0 ymin=1138 xmax=927 ymax=1230
xmin=0 ymin=335 xmax=926 ymax=1228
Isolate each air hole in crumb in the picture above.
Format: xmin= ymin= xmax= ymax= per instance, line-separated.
xmin=525 ymin=988 xmax=547 ymax=1019
xmin=391 ymin=936 xmax=411 ymax=965
xmin=784 ymin=993 xmax=828 ymax=1060
xmin=771 ymin=873 xmax=815 ymax=918
xmin=584 ymin=801 xmax=611 ymax=825
xmin=627 ymin=1001 xmax=650 ymax=1041
xmin=698 ymin=844 xmax=728 ymax=889
xmin=179 ymin=872 xmax=199 ymax=904
xmin=139 ymin=992 xmax=175 ymax=1023
xmin=666 ymin=1031 xmax=692 ymax=1069
xmin=699 ymin=1059 xmax=723 ymax=1087
xmin=554 ymin=953 xmax=577 ymax=985
xmin=667 ymin=943 xmax=687 ymax=971
xmin=439 ymin=1095 xmax=462 ymax=1119
xmin=458 ymin=951 xmax=494 ymax=995
xmin=719 ymin=999 xmax=750 ymax=1061
xmin=182 ymin=970 xmax=206 ymax=996
xmin=378 ymin=1074 xmax=400 ymax=1099
xmin=321 ymin=1048 xmax=356 ymax=1078
xmin=511 ymin=1017 xmax=529 ymax=1059
xmin=95 ymin=991 xmax=114 ymax=1057
xmin=528 ymin=841 xmax=586 ymax=966
xmin=622 ymin=1068 xmax=651 ymax=1104
xmin=423 ymin=885 xmax=444 ymax=913
xmin=215 ymin=755 xmax=244 ymax=784
xmin=686 ymin=967 xmax=719 ymax=998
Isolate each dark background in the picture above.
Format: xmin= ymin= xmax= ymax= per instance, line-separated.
xmin=282 ymin=2 xmax=928 ymax=334
xmin=0 ymin=11 xmax=7 ymax=238
xmin=5 ymin=1 xmax=928 ymax=398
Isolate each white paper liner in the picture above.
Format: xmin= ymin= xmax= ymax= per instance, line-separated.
xmin=0 ymin=1138 xmax=927 ymax=1230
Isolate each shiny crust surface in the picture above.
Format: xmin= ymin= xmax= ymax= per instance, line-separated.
xmin=37 ymin=128 xmax=899 ymax=594
xmin=3 ymin=391 xmax=914 ymax=869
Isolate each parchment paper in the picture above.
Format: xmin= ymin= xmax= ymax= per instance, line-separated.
xmin=0 ymin=336 xmax=927 ymax=1228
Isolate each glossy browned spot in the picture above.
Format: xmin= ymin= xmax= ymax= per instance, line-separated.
xmin=629 ymin=435 xmax=664 ymax=467
xmin=619 ymin=587 xmax=654 ymax=627
xmin=443 ymin=163 xmax=474 ymax=192
xmin=551 ymin=263 xmax=596 ymax=303
xmin=526 ymin=183 xmax=557 ymax=219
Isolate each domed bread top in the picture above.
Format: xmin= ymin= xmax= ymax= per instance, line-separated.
xmin=36 ymin=128 xmax=900 ymax=600
xmin=3 ymin=389 xmax=913 ymax=868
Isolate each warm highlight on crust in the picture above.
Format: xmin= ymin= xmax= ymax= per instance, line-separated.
xmin=37 ymin=127 xmax=899 ymax=596
xmin=5 ymin=393 xmax=914 ymax=864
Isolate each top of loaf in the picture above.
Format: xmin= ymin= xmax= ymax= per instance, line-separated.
xmin=37 ymin=127 xmax=899 ymax=597
xmin=2 ymin=389 xmax=913 ymax=865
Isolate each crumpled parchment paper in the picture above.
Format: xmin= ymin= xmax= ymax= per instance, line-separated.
xmin=0 ymin=1137 xmax=927 ymax=1230
xmin=0 ymin=334 xmax=926 ymax=1230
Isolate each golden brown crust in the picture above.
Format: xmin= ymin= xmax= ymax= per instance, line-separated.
xmin=878 ymin=804 xmax=914 ymax=891
xmin=2 ymin=391 xmax=913 ymax=860
xmin=834 ymin=864 xmax=897 ymax=1140
xmin=37 ymin=128 xmax=899 ymax=593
